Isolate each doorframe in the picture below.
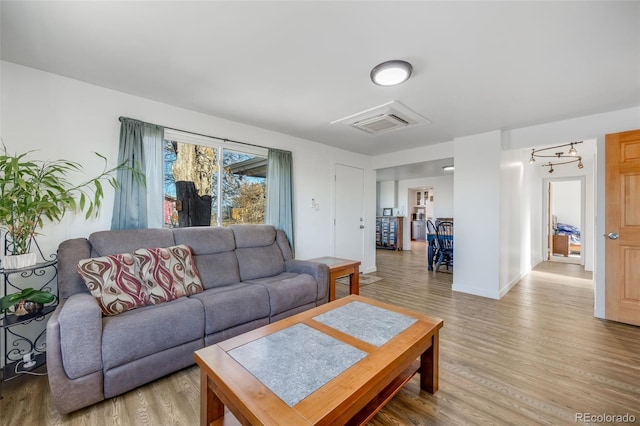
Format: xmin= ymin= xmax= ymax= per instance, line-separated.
xmin=542 ymin=176 xmax=586 ymax=266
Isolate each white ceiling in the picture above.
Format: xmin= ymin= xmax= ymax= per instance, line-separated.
xmin=2 ymin=1 xmax=639 ymax=167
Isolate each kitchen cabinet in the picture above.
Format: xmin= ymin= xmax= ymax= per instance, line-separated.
xmin=412 ymin=220 xmax=426 ymax=241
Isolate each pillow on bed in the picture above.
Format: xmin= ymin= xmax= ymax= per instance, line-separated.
xmin=134 ymin=244 xmax=204 ymax=300
xmin=77 ymin=253 xmax=149 ymax=316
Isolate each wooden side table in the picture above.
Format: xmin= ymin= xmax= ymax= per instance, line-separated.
xmin=306 ymin=257 xmax=361 ymax=301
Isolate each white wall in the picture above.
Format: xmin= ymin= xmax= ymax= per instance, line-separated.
xmin=371 ymin=140 xmax=454 ymax=169
xmin=453 ymin=131 xmax=502 ymax=298
xmin=552 ymin=181 xmax=581 ymax=226
xmin=499 ymin=148 xmax=540 ymax=297
xmin=376 ymin=180 xmax=397 ymax=216
xmin=0 ymin=61 xmax=376 ymax=272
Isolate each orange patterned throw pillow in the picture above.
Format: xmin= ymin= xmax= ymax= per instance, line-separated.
xmin=134 ymin=245 xmax=204 ymax=300
xmin=77 ymin=253 xmax=149 ymax=316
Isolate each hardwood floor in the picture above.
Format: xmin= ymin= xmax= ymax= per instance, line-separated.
xmin=2 ymin=242 xmax=639 ymax=425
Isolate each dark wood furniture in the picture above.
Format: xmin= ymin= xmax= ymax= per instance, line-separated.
xmin=307 ymin=257 xmax=361 ymax=302
xmin=195 ymin=295 xmax=443 ymax=426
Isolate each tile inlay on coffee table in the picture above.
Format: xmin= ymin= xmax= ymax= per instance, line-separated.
xmin=228 ymin=323 xmax=367 ymax=406
xmin=313 ymin=300 xmax=418 ymax=347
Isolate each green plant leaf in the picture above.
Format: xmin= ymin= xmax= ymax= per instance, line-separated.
xmin=27 ymin=292 xmax=55 ymax=304
xmin=0 ymin=287 xmax=53 ymax=311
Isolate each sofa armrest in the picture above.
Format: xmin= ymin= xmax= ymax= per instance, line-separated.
xmin=285 ymin=259 xmax=330 ymax=302
xmin=56 ymin=293 xmax=104 ymax=379
xmin=47 ymin=298 xmax=105 ymax=414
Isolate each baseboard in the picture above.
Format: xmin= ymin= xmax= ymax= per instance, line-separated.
xmin=498 ymin=259 xmax=541 ymax=298
xmin=499 ymin=272 xmax=526 ymax=298
xmin=452 ymin=284 xmax=500 ymax=300
xmin=362 ymin=266 xmax=377 ymax=274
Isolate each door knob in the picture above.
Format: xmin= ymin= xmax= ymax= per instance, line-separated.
xmin=360 ymin=225 xmax=365 ymax=229
xmin=607 ymin=233 xmax=619 ymax=240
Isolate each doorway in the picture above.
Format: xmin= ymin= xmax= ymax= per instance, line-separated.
xmin=545 ymin=178 xmax=585 ymax=265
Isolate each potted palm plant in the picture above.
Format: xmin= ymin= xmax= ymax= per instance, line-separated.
xmin=0 ymin=144 xmax=143 ymax=269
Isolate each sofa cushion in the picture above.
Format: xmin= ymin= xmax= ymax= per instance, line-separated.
xmin=77 ymin=253 xmax=149 ymax=316
xmin=191 ymin=252 xmax=241 ymax=289
xmin=173 ymin=226 xmax=236 ymax=254
xmin=231 ymin=224 xmax=286 ymax=280
xmin=134 ymin=245 xmax=204 ymax=299
xmin=230 ymin=224 xmax=277 ymax=248
xmin=89 ymin=228 xmax=175 ymax=257
xmin=173 ymin=227 xmax=240 ymax=289
xmin=275 ymin=230 xmax=294 ymax=261
xmin=235 ymin=244 xmax=286 ymax=281
xmin=189 ymin=283 xmax=270 ymax=335
xmin=247 ymin=272 xmax=318 ymax=316
xmin=101 ymin=297 xmax=204 ymax=370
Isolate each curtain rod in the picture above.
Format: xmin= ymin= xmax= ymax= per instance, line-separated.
xmin=118 ymin=116 xmax=278 ymax=152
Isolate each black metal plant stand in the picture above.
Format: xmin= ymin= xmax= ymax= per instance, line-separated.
xmin=0 ymin=235 xmax=58 ymax=389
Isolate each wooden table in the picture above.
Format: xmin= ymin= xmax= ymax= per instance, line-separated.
xmin=195 ymin=295 xmax=443 ymax=426
xmin=307 ymin=256 xmax=361 ymax=301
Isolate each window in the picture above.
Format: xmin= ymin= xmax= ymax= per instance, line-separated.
xmin=163 ymin=130 xmax=267 ymax=228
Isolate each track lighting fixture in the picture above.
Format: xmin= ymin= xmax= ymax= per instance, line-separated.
xmin=529 ymin=141 xmax=584 ymax=173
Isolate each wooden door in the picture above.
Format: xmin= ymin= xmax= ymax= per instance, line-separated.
xmin=605 ymin=129 xmax=640 ymax=326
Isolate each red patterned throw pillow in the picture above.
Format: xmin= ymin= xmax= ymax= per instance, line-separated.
xmin=134 ymin=245 xmax=204 ymax=300
xmin=77 ymin=253 xmax=149 ymax=316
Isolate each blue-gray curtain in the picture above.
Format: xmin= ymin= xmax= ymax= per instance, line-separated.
xmin=111 ymin=118 xmax=163 ymax=229
xmin=265 ymin=149 xmax=294 ymax=253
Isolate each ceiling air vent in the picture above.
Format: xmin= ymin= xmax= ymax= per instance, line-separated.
xmin=352 ymin=113 xmax=410 ymax=133
xmin=331 ymin=101 xmax=430 ymax=135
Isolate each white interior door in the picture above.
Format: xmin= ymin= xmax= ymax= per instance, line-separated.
xmin=334 ymin=164 xmax=364 ymax=267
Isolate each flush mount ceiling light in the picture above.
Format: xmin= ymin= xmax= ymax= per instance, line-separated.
xmin=370 ymin=60 xmax=413 ymax=86
xmin=442 ymin=165 xmax=455 ymax=171
xmin=529 ymin=141 xmax=584 ymax=173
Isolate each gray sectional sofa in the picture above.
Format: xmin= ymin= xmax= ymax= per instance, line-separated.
xmin=46 ymin=224 xmax=329 ymax=414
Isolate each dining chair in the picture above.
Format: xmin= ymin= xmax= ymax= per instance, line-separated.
xmin=435 ymin=221 xmax=453 ymax=272
xmin=426 ymin=219 xmax=438 ymax=270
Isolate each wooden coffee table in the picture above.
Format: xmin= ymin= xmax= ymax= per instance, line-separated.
xmin=306 ymin=256 xmax=361 ymax=301
xmin=195 ymin=295 xmax=443 ymax=426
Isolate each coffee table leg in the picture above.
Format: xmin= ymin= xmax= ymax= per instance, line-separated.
xmin=201 ymin=370 xmax=224 ymax=426
xmin=420 ymin=332 xmax=439 ymax=393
